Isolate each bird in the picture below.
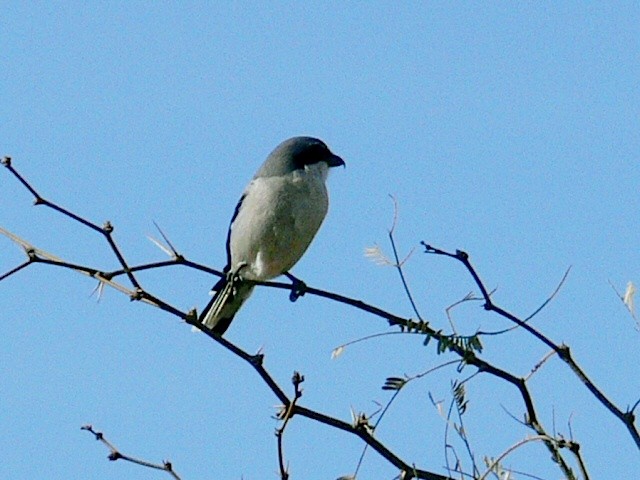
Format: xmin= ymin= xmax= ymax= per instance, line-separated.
xmin=200 ymin=136 xmax=345 ymax=335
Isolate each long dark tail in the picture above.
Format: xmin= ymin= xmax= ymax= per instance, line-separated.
xmin=200 ymin=277 xmax=254 ymax=335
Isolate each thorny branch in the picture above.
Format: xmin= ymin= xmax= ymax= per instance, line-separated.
xmin=1 ymin=158 xmax=452 ymax=480
xmin=275 ymin=372 xmax=305 ymax=480
xmin=387 ymin=194 xmax=421 ymax=321
xmin=422 ymin=243 xmax=639 ymax=451
xmin=475 ymin=266 xmax=571 ymax=337
xmin=1 ymin=237 xmax=444 ymax=477
xmin=1 ymin=157 xmax=633 ymax=477
xmin=81 ymin=425 xmax=181 ymax=480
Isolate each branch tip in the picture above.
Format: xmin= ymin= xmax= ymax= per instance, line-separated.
xmin=292 ymin=371 xmax=305 ymax=387
xmin=420 ymin=241 xmax=433 ymax=252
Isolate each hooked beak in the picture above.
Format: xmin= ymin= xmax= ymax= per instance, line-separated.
xmin=327 ymin=154 xmax=345 ymax=168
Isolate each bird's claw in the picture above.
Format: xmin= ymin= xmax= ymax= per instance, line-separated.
xmin=289 ymin=278 xmax=307 ymax=302
xmin=226 ymin=262 xmax=249 ymax=296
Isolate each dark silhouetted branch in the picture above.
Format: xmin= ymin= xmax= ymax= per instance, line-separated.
xmin=275 ymin=372 xmax=305 ymax=480
xmin=3 ymin=157 xmax=623 ymax=478
xmin=81 ymin=425 xmax=181 ymax=479
xmin=422 ymin=242 xmax=640 ymax=451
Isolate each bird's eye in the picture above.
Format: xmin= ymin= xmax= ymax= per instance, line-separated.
xmin=310 ymin=142 xmax=329 ymax=157
xmin=297 ymin=142 xmax=327 ymax=166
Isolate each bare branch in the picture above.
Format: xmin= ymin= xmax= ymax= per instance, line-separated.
xmin=350 ymin=361 xmax=462 ymax=479
xmin=3 ymin=159 xmax=138 ymax=288
xmin=525 ymin=349 xmax=557 ymax=381
xmin=422 ymin=242 xmax=640 ymax=451
xmin=331 ymin=331 xmax=406 ymax=359
xmin=151 ymin=220 xmax=180 ymax=257
xmin=0 ymin=259 xmax=31 ymax=281
xmin=0 ymin=224 xmax=573 ymax=478
xmin=387 ymin=196 xmax=422 ymax=321
xmin=444 ymin=291 xmax=485 ymax=335
xmin=4 ymin=158 xmax=631 ymax=478
xmin=81 ymin=425 xmax=181 ymax=479
xmin=479 ymin=435 xmax=550 ymax=480
xmin=275 ymin=372 xmax=305 ymax=480
xmin=477 ymin=266 xmax=571 ymax=337
xmin=525 ymin=266 xmax=572 ymax=321
xmin=0 ymin=222 xmax=580 ymax=478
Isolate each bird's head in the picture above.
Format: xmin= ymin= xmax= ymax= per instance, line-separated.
xmin=256 ymin=136 xmax=345 ymax=178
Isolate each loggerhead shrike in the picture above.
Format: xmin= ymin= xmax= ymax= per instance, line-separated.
xmin=200 ymin=136 xmax=345 ymax=335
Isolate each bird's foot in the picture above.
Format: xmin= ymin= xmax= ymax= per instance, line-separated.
xmin=229 ymin=262 xmax=248 ymax=283
xmin=227 ymin=262 xmax=249 ymax=297
xmin=285 ymin=272 xmax=307 ymax=302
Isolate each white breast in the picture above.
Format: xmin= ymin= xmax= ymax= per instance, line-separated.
xmin=228 ymin=162 xmax=330 ymax=280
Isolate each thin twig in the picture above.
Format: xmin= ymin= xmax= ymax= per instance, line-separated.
xmin=452 ymin=377 xmax=479 ymax=477
xmin=2 ymin=160 xmax=140 ymax=287
xmin=387 ymin=195 xmax=421 ymax=320
xmin=104 ymin=258 xmax=222 ymax=280
xmin=152 ymin=220 xmax=180 ymax=257
xmin=331 ymin=331 xmax=406 ymax=359
xmin=436 ymin=375 xmax=479 ymax=479
xmin=81 ymin=425 xmax=181 ymax=480
xmin=478 ymin=435 xmax=555 ymax=480
xmin=352 ymin=361 xmax=462 ymax=478
xmin=478 ymin=267 xmax=572 ymax=336
xmin=422 ymin=242 xmax=640 ymax=451
xmin=275 ymin=372 xmax=304 ymax=480
xmin=525 ymin=350 xmax=557 ymax=381
xmin=0 ymin=259 xmax=31 ymax=281
xmin=525 ymin=266 xmax=572 ymax=321
xmin=444 ymin=291 xmax=486 ymax=335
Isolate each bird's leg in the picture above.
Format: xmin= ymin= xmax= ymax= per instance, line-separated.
xmin=285 ymin=272 xmax=307 ymax=302
xmin=230 ymin=262 xmax=248 ymax=282
xmin=228 ymin=262 xmax=248 ymax=297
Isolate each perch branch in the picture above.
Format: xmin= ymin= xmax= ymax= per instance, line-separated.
xmin=2 ymin=158 xmax=612 ymax=477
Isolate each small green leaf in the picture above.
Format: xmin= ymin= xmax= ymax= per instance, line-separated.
xmin=382 ymin=376 xmax=406 ymax=390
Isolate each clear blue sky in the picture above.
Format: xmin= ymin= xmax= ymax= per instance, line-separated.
xmin=2 ymin=3 xmax=639 ymax=479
